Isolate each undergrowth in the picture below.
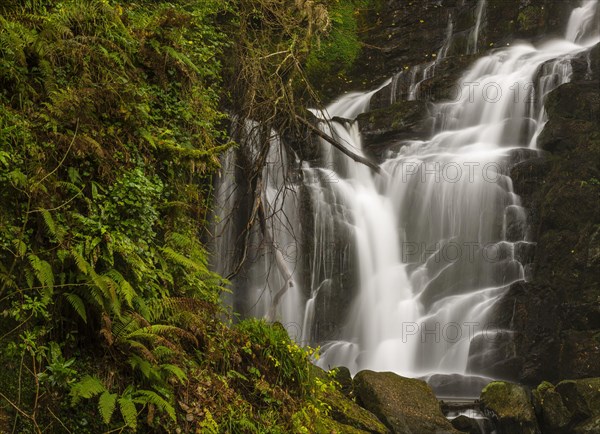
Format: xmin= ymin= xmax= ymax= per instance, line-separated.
xmin=0 ymin=0 xmax=360 ymax=432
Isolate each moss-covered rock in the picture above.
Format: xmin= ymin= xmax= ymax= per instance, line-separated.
xmin=479 ymin=381 xmax=539 ymax=434
xmin=353 ymin=370 xmax=459 ymax=434
xmin=331 ymin=366 xmax=354 ymax=397
xmin=450 ymin=414 xmax=494 ymax=434
xmin=533 ymin=381 xmax=571 ymax=433
xmin=320 ymin=387 xmax=390 ymax=434
xmin=311 ymin=365 xmax=389 ymax=433
xmin=531 ymin=378 xmax=600 ymax=433
xmin=315 ymin=416 xmax=374 ymax=434
xmin=555 ymin=378 xmax=600 ymax=421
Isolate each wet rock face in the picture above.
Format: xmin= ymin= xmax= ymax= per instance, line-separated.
xmin=353 ymin=370 xmax=459 ymax=434
xmin=325 ymin=0 xmax=582 ymax=99
xmin=356 ymin=100 xmax=431 ymax=160
xmin=490 ymin=43 xmax=600 ymax=384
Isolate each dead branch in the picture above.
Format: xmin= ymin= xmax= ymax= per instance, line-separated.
xmin=295 ymin=115 xmax=381 ymax=174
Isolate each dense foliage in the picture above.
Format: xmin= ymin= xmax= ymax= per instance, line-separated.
xmin=0 ymin=0 xmax=367 ymax=432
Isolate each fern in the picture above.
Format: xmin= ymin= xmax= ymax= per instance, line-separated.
xmin=162 ymin=247 xmax=204 ymax=271
xmin=70 ymin=375 xmax=106 ymax=404
xmin=104 ymin=269 xmax=136 ymax=307
xmin=64 ymin=292 xmax=87 ymax=323
xmin=12 ymin=238 xmax=26 ymax=257
xmin=118 ymin=396 xmax=138 ymax=430
xmin=27 ymin=253 xmax=54 ymax=301
xmin=41 ymin=209 xmax=63 ymax=241
xmin=70 ymin=247 xmax=89 ymax=274
xmin=160 ymin=363 xmax=187 ymax=383
xmin=98 ymin=391 xmax=117 ymax=424
xmin=134 ymin=389 xmax=176 ymax=422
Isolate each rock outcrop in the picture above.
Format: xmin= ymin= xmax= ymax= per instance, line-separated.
xmin=311 ymin=365 xmax=390 ymax=433
xmin=479 ymin=381 xmax=539 ymax=434
xmin=533 ymin=378 xmax=600 ymax=434
xmin=353 ymin=370 xmax=459 ymax=434
xmin=490 ymin=43 xmax=600 ymax=384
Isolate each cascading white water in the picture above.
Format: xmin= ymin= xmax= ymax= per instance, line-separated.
xmin=313 ymin=0 xmax=599 ymax=377
xmin=213 ymin=0 xmax=599 ymax=390
xmin=211 ymin=119 xmax=306 ymax=328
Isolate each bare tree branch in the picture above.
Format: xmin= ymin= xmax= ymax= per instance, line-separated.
xmin=295 ymin=115 xmax=381 ymax=174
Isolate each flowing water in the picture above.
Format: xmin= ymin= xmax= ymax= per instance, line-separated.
xmin=212 ymin=0 xmax=599 ymax=388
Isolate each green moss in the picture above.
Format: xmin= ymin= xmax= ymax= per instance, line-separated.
xmin=480 ymin=381 xmax=538 ymax=434
xmin=517 ymin=6 xmax=545 ymax=32
xmin=320 ymin=387 xmax=388 ymax=433
xmin=305 ymin=0 xmax=381 ymax=92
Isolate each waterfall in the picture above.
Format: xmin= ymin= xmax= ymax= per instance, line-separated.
xmin=390 ymin=15 xmax=454 ymax=104
xmin=314 ymin=0 xmax=599 ymax=377
xmin=211 ymin=119 xmax=305 ymax=327
xmin=213 ymin=0 xmax=599 ymax=390
xmin=467 ymin=0 xmax=486 ymax=55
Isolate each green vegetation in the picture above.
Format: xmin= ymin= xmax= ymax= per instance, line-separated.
xmin=517 ymin=6 xmax=545 ymax=32
xmin=305 ymin=1 xmax=362 ymax=81
xmin=0 ymin=0 xmax=369 ymax=432
xmin=303 ymin=0 xmax=382 ymax=96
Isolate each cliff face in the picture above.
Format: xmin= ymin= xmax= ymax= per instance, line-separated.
xmin=493 ymin=44 xmax=600 ymax=384
xmin=323 ymin=0 xmax=581 ymax=98
xmin=328 ymin=0 xmax=600 ymax=383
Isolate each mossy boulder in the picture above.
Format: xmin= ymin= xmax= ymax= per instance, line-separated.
xmin=316 ymin=416 xmax=373 ymax=434
xmin=320 ymin=387 xmax=390 ymax=434
xmin=450 ymin=414 xmax=493 ymax=434
xmin=479 ymin=381 xmax=539 ymax=434
xmin=531 ymin=378 xmax=600 ymax=433
xmin=554 ymin=378 xmax=600 ymax=421
xmin=331 ymin=366 xmax=354 ymax=397
xmin=311 ymin=365 xmax=389 ymax=433
xmin=353 ymin=370 xmax=459 ymax=434
xmin=533 ymin=381 xmax=572 ymax=433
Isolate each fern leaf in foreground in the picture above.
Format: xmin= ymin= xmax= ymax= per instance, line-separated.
xmin=98 ymin=391 xmax=118 ymax=424
xmin=134 ymin=389 xmax=176 ymax=422
xmin=70 ymin=376 xmax=106 ymax=404
xmin=119 ymin=396 xmax=138 ymax=430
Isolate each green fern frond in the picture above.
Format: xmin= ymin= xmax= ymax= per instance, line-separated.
xmin=70 ymin=376 xmax=106 ymax=404
xmin=160 ymin=364 xmax=187 ymax=383
xmin=161 ymin=247 xmax=204 ymax=271
xmin=70 ymin=247 xmax=89 ymax=274
xmin=41 ymin=210 xmax=60 ymax=241
xmin=166 ymin=232 xmax=194 ymax=250
xmin=98 ymin=391 xmax=117 ymax=424
xmin=126 ymin=340 xmax=157 ymax=362
xmin=27 ymin=254 xmax=54 ymax=300
xmin=64 ymin=292 xmax=87 ymax=323
xmin=12 ymin=238 xmax=26 ymax=257
xmin=128 ymin=354 xmax=155 ymax=380
xmin=133 ymin=389 xmax=176 ymax=422
xmin=118 ymin=396 xmax=138 ymax=430
xmin=132 ymin=324 xmax=198 ymax=346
